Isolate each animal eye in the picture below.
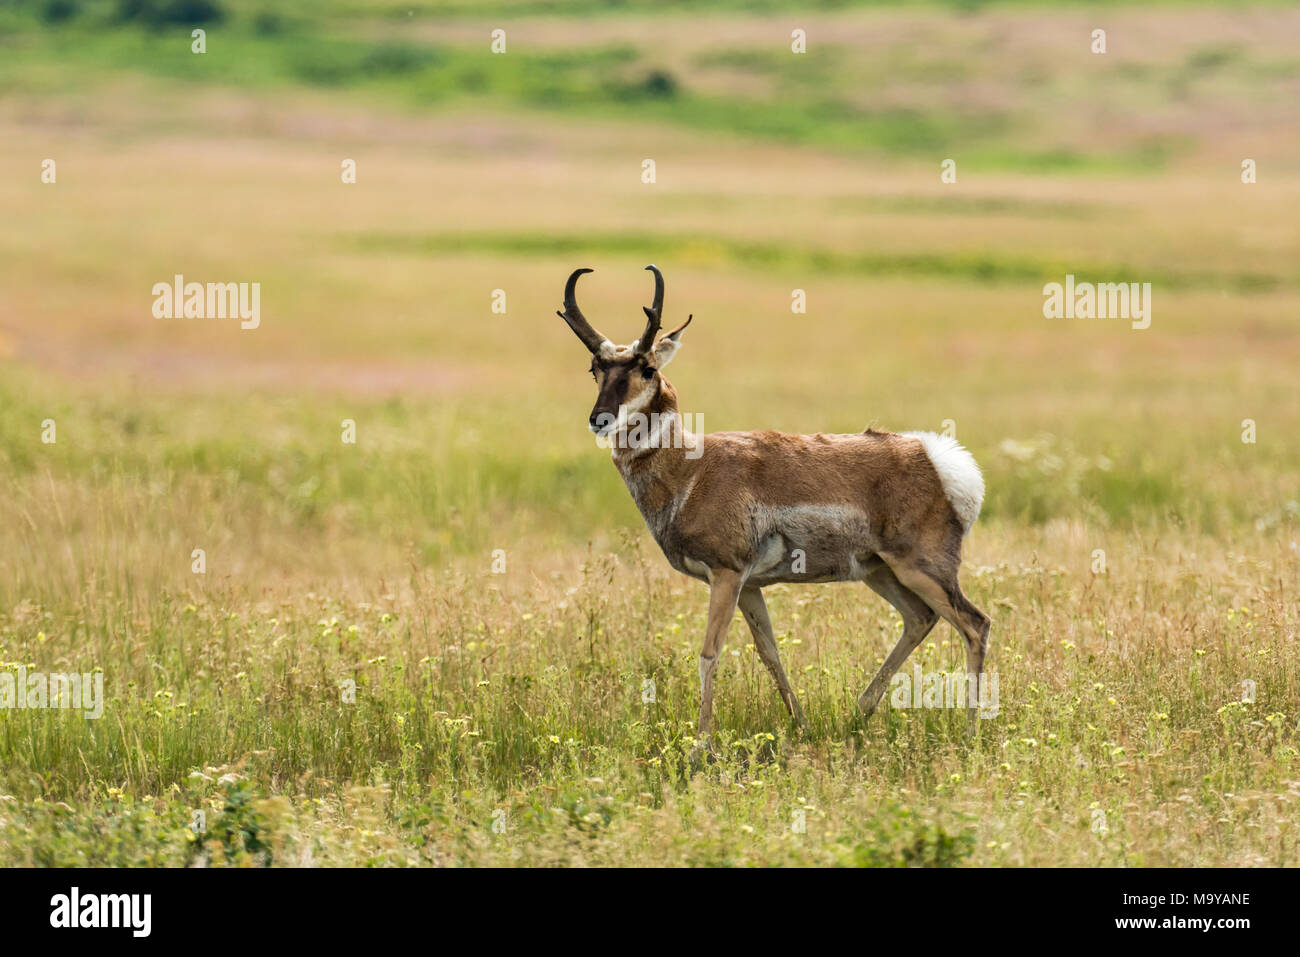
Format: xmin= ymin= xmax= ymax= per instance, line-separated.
xmin=641 ymin=365 xmax=656 ymax=380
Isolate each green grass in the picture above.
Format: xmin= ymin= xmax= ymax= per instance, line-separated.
xmin=8 ymin=3 xmax=1294 ymax=170
xmin=2 ymin=452 xmax=1297 ymax=865
xmin=5 ymin=27 xmax=1001 ymax=157
xmin=351 ymin=229 xmax=1297 ymax=292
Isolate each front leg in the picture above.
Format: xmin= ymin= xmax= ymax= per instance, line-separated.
xmin=697 ymin=568 xmax=744 ymax=746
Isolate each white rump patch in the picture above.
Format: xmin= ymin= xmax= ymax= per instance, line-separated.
xmin=904 ymin=431 xmax=985 ymax=534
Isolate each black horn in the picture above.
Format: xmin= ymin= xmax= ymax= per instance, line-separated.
xmin=636 ymin=264 xmax=664 ymax=354
xmin=556 ymin=267 xmax=607 ymax=353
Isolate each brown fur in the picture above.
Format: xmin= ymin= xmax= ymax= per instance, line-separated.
xmin=610 ymin=378 xmax=957 ymax=586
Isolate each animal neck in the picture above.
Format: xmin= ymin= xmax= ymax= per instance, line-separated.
xmin=610 ymin=377 xmax=702 ymax=537
xmin=610 ymin=377 xmax=699 ymax=471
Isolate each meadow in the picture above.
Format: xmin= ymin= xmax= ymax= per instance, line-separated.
xmin=0 ymin=0 xmax=1298 ymax=866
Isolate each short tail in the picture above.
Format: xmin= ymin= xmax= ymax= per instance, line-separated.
xmin=903 ymin=431 xmax=985 ymax=535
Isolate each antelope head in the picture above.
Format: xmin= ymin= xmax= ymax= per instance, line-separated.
xmin=557 ymin=265 xmax=692 ymax=437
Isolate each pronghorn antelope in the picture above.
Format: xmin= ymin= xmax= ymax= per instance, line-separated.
xmin=557 ymin=265 xmax=991 ymax=740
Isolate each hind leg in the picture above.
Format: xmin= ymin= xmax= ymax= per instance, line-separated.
xmin=858 ymin=564 xmax=940 ymax=718
xmin=737 ymin=586 xmax=805 ymax=727
xmin=877 ymin=550 xmax=991 ymax=728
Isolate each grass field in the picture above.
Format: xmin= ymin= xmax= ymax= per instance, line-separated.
xmin=1 ymin=0 xmax=1298 ymax=866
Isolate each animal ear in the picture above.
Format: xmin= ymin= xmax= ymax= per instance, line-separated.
xmin=653 ymin=314 xmax=691 ymax=369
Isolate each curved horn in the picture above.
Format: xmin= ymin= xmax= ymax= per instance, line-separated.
xmin=556 ymin=268 xmax=607 ymax=354
xmin=636 ymin=264 xmax=664 ymax=354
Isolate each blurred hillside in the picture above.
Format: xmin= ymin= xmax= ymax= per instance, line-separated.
xmin=0 ymin=0 xmax=1297 ymax=548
